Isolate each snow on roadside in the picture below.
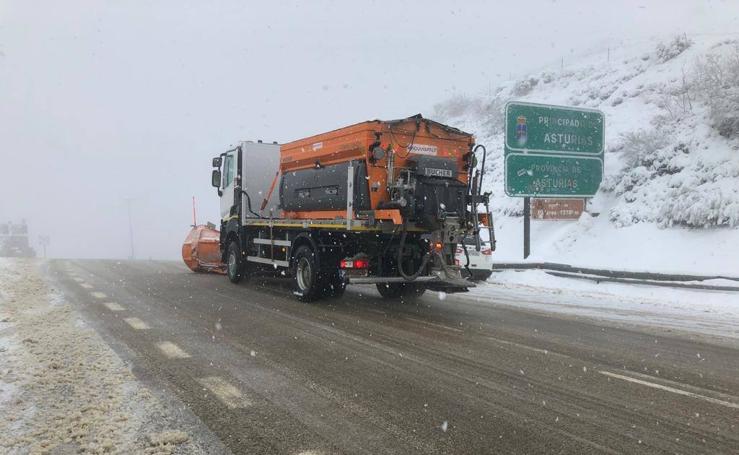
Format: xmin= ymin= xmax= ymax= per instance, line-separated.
xmin=490 ymin=212 xmax=739 ymax=276
xmin=461 ymin=269 xmax=739 ymax=341
xmin=434 ymin=35 xmax=739 ymax=277
xmin=0 ymin=258 xmax=210 ymax=454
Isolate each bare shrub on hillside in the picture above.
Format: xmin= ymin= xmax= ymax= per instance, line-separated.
xmin=619 ymin=129 xmax=668 ymax=169
xmin=481 ymin=97 xmax=506 ymax=136
xmin=693 ymin=44 xmax=739 ymax=138
xmin=656 ymin=68 xmax=693 ymax=121
xmin=512 ymin=77 xmax=539 ymax=96
xmin=659 ymin=185 xmax=739 ymax=227
xmin=656 ymin=34 xmax=692 ymax=63
xmin=433 ymin=95 xmax=483 ymax=122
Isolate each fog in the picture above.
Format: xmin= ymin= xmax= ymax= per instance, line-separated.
xmin=1 ymin=0 xmax=737 ymax=259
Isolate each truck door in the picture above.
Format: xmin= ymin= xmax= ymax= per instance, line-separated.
xmin=220 ymin=150 xmax=238 ymax=220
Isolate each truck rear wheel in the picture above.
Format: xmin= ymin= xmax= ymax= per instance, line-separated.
xmin=292 ymin=245 xmax=321 ymax=302
xmin=226 ymin=240 xmax=245 ymax=283
xmin=376 ymin=282 xmax=426 ymax=300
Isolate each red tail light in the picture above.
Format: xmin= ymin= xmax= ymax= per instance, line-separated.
xmin=481 ymin=248 xmax=492 ymax=256
xmin=341 ymin=258 xmax=369 ymax=269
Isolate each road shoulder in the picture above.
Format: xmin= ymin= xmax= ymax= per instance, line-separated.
xmin=0 ymin=258 xmax=227 ymax=455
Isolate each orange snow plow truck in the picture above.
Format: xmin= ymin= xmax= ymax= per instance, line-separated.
xmin=204 ymin=114 xmax=494 ymax=301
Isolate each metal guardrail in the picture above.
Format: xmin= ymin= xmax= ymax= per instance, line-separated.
xmin=492 ymin=262 xmax=739 ymax=282
xmin=492 ymin=262 xmax=739 ymax=292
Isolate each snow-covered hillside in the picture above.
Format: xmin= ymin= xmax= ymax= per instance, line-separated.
xmin=434 ymin=35 xmax=739 ymax=274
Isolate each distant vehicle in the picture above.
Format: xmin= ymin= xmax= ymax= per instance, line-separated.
xmin=455 ymin=235 xmax=493 ymax=281
xmin=0 ymin=221 xmax=36 ymax=258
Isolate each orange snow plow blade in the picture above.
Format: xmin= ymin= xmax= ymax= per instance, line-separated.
xmin=182 ymin=225 xmax=225 ymax=274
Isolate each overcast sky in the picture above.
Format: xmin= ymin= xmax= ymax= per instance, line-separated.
xmin=1 ymin=0 xmax=738 ymax=259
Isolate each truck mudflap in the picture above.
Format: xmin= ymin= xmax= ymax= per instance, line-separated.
xmin=347 ymin=272 xmax=474 ymax=292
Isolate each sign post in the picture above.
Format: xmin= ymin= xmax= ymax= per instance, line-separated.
xmin=523 ymin=197 xmax=531 ymax=258
xmin=504 ymin=101 xmax=604 ymax=258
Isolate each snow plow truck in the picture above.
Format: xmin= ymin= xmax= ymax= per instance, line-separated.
xmin=206 ymin=114 xmax=494 ymax=301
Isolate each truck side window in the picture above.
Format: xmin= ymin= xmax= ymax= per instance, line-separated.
xmin=223 ymin=154 xmax=234 ymax=188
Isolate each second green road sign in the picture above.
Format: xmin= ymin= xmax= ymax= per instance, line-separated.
xmin=504 ymin=101 xmax=604 ymax=197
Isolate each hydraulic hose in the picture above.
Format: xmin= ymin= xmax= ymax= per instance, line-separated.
xmin=397 ymin=228 xmax=431 ymax=282
xmin=461 ymin=240 xmax=472 ymax=279
xmin=240 ymin=189 xmax=263 ymax=219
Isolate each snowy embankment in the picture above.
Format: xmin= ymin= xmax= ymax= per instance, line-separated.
xmin=461 ymin=271 xmax=739 ymax=342
xmin=0 ymin=259 xmax=209 ymax=454
xmin=434 ymin=35 xmax=739 ymax=276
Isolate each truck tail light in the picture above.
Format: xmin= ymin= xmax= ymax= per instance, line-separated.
xmin=341 ymin=258 xmax=369 ymax=269
xmin=481 ymin=248 xmax=492 ymax=256
xmin=432 ymin=241 xmax=443 ymax=252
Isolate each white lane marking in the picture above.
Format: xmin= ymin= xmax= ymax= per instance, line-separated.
xmin=80 ymin=283 xmax=93 ymax=289
xmin=73 ymin=277 xmax=84 ymax=283
xmin=404 ymin=316 xmax=462 ymax=333
xmin=296 ymin=451 xmax=325 ymax=455
xmin=91 ymin=291 xmax=107 ymax=299
xmin=366 ymin=309 xmax=387 ymax=316
xmin=156 ymin=341 xmax=191 ymax=359
xmin=102 ymin=302 xmax=125 ymax=312
xmin=485 ymin=335 xmax=552 ymax=355
xmin=599 ymin=370 xmax=739 ymax=409
xmin=123 ymin=317 xmax=150 ymax=330
xmin=197 ymin=376 xmax=251 ymax=409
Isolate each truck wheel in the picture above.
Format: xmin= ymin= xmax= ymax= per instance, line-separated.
xmin=292 ymin=245 xmax=321 ymax=302
xmin=226 ymin=241 xmax=245 ymax=284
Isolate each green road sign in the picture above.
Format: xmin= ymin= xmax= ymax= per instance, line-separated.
xmin=505 ymin=154 xmax=603 ymax=197
xmin=505 ymin=101 xmax=604 ymax=155
xmin=504 ymin=101 xmax=605 ymax=197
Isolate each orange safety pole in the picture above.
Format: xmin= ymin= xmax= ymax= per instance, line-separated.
xmin=261 ymin=171 xmax=280 ymax=211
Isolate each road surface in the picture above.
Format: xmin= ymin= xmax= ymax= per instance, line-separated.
xmin=47 ymin=260 xmax=739 ymax=454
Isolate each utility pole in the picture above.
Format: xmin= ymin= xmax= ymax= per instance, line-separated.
xmin=192 ymin=196 xmax=198 ymax=227
xmin=126 ymin=198 xmax=135 ymax=260
xmin=38 ymin=235 xmax=50 ymax=258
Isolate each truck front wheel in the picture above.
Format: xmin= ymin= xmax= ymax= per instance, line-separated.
xmin=226 ymin=240 xmax=245 ymax=283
